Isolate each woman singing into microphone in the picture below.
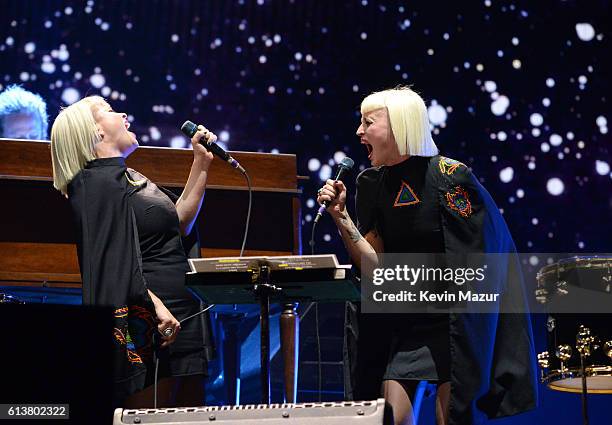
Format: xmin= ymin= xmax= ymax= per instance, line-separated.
xmin=50 ymin=96 xmax=213 ymax=408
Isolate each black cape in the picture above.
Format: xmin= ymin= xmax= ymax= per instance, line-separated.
xmin=344 ymin=155 xmax=538 ymax=425
xmin=68 ymin=158 xmax=157 ymax=402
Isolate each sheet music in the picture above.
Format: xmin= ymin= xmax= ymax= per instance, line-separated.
xmin=188 ymin=254 xmax=349 ymax=274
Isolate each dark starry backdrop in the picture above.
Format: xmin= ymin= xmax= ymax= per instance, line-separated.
xmin=1 ymin=0 xmax=611 ymax=420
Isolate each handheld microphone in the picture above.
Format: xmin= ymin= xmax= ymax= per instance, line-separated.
xmin=314 ymin=156 xmax=354 ymax=223
xmin=180 ymin=120 xmax=246 ymax=173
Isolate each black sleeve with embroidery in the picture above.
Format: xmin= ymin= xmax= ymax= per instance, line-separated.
xmin=437 ymin=158 xmax=487 ymax=253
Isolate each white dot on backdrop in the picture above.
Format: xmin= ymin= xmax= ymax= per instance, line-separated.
xmin=149 ymin=126 xmax=161 ymax=141
xmin=319 ymin=164 xmax=332 ymax=181
xmin=490 ymin=95 xmax=509 ymax=116
xmin=58 ymin=49 xmax=69 ymax=61
xmin=360 ymin=32 xmax=367 ymax=40
xmin=24 ymin=42 xmax=36 ymax=53
xmin=268 ymin=86 xmax=275 ymax=94
xmin=546 ymin=178 xmax=565 ymax=196
xmin=334 ymin=151 xmax=347 ymax=164
xmin=41 ymin=62 xmax=55 ymax=73
xmin=259 ymin=55 xmax=267 ymax=63
xmin=529 ymin=256 xmax=539 ymax=266
xmin=497 ymin=131 xmax=507 ymax=141
xmin=308 ymin=158 xmax=321 ymax=172
xmin=219 ymin=130 xmax=230 ymax=142
xmin=19 ymin=72 xmax=29 ymax=81
xmin=101 ymin=86 xmax=111 ymax=97
xmin=578 ymin=75 xmax=587 ymax=84
xmin=294 ymin=52 xmax=302 ymax=61
xmin=532 ymin=128 xmax=541 ymax=137
xmin=484 ymin=81 xmax=497 ymax=92
xmin=499 ymin=167 xmax=514 ymax=183
xmin=595 ymin=160 xmax=610 ymax=175
xmin=306 ymin=199 xmax=315 ymax=209
xmin=323 ymin=234 xmax=332 ymax=242
xmin=596 ymin=116 xmax=607 ymax=127
xmin=546 ymin=78 xmax=555 ymax=88
xmin=428 ymin=103 xmax=448 ymax=126
xmin=90 ymin=73 xmax=105 ymax=88
xmin=549 ymin=134 xmax=563 ymax=146
xmin=61 ymin=87 xmax=80 ymax=104
xmin=531 ymin=218 xmax=539 ymax=225
xmin=170 ymin=136 xmax=187 ymax=148
xmin=171 ymin=34 xmax=179 ymax=42
xmin=541 ymin=143 xmax=550 ymax=152
xmin=530 ymin=113 xmax=544 ymax=126
xmin=516 ymin=189 xmax=524 ymax=198
xmin=575 ymin=23 xmax=595 ymax=41
xmin=542 ymin=98 xmax=551 ymax=107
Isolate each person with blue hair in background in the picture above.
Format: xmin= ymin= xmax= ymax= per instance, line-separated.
xmin=0 ymin=85 xmax=48 ymax=140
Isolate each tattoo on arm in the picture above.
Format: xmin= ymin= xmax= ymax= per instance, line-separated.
xmin=338 ymin=212 xmax=364 ymax=243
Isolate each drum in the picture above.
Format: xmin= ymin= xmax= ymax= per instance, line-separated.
xmin=0 ymin=292 xmax=25 ymax=304
xmin=536 ymin=255 xmax=612 ymax=302
xmin=536 ymin=256 xmax=612 ymax=393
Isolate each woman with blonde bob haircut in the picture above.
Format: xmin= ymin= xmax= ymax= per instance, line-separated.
xmin=51 ymin=96 xmax=101 ymax=195
xmin=360 ymin=87 xmax=438 ymax=159
xmin=317 ymin=86 xmax=536 ymax=424
xmin=50 ymin=95 xmax=217 ymax=408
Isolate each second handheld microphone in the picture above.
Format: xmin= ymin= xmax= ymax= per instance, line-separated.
xmin=314 ymin=156 xmax=354 ymax=223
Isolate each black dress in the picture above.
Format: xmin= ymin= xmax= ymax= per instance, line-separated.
xmin=68 ymin=157 xmax=208 ymax=404
xmin=344 ymin=155 xmax=538 ymax=425
xmin=354 ymin=156 xmax=450 ymax=384
xmin=126 ymin=168 xmax=208 ymax=377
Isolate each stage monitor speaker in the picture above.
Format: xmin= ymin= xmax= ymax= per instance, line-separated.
xmin=113 ymin=399 xmax=390 ymax=425
xmin=0 ymin=303 xmax=114 ymax=425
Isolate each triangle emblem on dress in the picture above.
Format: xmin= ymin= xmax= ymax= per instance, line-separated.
xmin=393 ymin=180 xmax=420 ymax=207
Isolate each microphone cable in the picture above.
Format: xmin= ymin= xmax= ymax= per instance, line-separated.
xmin=153 ymin=303 xmax=216 ymax=408
xmin=308 ymin=217 xmax=323 ymax=403
xmin=152 ymin=162 xmax=252 ymax=408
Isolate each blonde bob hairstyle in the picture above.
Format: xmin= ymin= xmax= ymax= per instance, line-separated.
xmin=50 ymin=96 xmax=105 ymax=195
xmin=360 ymin=87 xmax=438 ymax=157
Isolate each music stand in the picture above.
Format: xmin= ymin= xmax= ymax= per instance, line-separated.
xmin=186 ymin=256 xmax=360 ymax=404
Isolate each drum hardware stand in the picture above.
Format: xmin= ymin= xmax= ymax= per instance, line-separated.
xmin=536 ymin=351 xmax=550 ymax=382
xmin=576 ymin=325 xmax=598 ymax=425
xmin=555 ymin=345 xmax=572 ymax=374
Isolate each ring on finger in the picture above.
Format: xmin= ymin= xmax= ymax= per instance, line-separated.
xmin=162 ymin=328 xmax=174 ymax=337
